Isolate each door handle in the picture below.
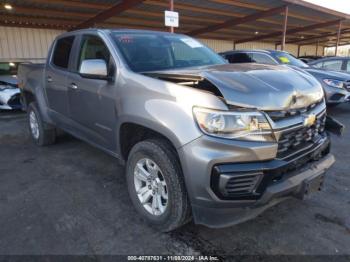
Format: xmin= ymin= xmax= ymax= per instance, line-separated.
xmin=47 ymin=76 xmax=53 ymax=83
xmin=70 ymin=83 xmax=78 ymax=90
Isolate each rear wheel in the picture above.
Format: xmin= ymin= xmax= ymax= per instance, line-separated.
xmin=27 ymin=102 xmax=56 ymax=146
xmin=126 ymin=139 xmax=191 ymax=232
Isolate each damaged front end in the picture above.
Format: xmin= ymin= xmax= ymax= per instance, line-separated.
xmin=143 ymin=72 xmax=224 ymax=98
xmin=146 ymin=66 xmax=344 ymax=193
xmin=144 ymin=64 xmax=344 ymax=139
xmin=143 ymin=64 xmax=342 ymax=228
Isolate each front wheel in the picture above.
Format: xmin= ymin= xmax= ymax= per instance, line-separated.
xmin=27 ymin=102 xmax=56 ymax=146
xmin=126 ymin=139 xmax=191 ymax=232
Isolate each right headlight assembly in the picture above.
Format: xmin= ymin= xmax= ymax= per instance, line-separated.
xmin=193 ymin=107 xmax=274 ymax=142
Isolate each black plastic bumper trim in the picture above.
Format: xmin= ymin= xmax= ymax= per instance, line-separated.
xmin=211 ymin=134 xmax=331 ymax=200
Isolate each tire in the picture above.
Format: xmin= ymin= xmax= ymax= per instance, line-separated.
xmin=27 ymin=102 xmax=56 ymax=146
xmin=126 ymin=139 xmax=191 ymax=232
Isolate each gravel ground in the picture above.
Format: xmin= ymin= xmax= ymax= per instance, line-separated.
xmin=0 ymin=105 xmax=349 ymax=257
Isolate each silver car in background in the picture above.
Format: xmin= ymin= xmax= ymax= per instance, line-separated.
xmin=309 ymin=56 xmax=350 ymax=74
xmin=220 ymin=50 xmax=350 ymax=106
xmin=0 ymin=62 xmax=21 ymax=110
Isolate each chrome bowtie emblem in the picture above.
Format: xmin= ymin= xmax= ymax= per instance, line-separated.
xmin=303 ymin=114 xmax=316 ymax=127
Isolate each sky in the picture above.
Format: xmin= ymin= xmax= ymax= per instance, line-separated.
xmin=304 ymin=0 xmax=350 ymax=15
xmin=304 ymin=0 xmax=350 ymax=52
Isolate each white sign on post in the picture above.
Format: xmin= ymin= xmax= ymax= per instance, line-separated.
xmin=164 ymin=10 xmax=179 ymax=27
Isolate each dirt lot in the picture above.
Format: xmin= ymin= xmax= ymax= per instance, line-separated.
xmin=0 ymin=105 xmax=349 ymax=257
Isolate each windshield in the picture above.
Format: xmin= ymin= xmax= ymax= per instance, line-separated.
xmin=111 ymin=32 xmax=226 ymax=72
xmin=0 ymin=62 xmax=18 ymax=76
xmin=271 ymin=52 xmax=309 ymax=68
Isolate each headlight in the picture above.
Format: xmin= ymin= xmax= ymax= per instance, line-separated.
xmin=193 ymin=107 xmax=274 ymax=141
xmin=0 ymin=85 xmax=9 ymax=91
xmin=323 ymin=79 xmax=344 ymax=89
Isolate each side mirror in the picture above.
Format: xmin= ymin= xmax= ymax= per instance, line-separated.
xmin=79 ymin=59 xmax=109 ymax=80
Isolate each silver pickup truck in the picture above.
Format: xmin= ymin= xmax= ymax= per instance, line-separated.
xmin=18 ymin=29 xmax=337 ymax=231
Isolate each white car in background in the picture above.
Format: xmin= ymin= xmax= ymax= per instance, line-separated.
xmin=0 ymin=62 xmax=21 ymax=110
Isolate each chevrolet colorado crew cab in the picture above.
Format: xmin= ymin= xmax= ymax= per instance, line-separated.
xmin=18 ymin=29 xmax=336 ymax=231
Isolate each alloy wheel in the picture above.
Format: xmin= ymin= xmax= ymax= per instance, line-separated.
xmin=133 ymin=158 xmax=168 ymax=216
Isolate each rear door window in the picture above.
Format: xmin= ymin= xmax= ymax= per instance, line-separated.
xmin=52 ymin=36 xmax=75 ymax=69
xmin=251 ymin=53 xmax=277 ymax=65
xmin=311 ymin=61 xmax=323 ymax=68
xmin=225 ymin=53 xmax=254 ymax=63
xmin=322 ymin=60 xmax=343 ymax=71
xmin=225 ymin=53 xmax=277 ymax=65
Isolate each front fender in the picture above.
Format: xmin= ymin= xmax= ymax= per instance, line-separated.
xmin=116 ymin=71 xmax=228 ymax=151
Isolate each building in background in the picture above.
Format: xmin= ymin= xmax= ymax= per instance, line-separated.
xmin=1 ymin=0 xmax=350 ymax=62
xmin=325 ymin=45 xmax=350 ymax=56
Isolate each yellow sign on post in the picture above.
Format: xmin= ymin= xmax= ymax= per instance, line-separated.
xmin=278 ymin=56 xmax=290 ymax=64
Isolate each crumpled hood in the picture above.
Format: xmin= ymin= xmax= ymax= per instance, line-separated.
xmin=153 ymin=64 xmax=324 ymax=110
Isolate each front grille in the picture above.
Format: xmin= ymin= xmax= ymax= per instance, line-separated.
xmin=224 ymin=173 xmax=261 ymax=196
xmin=277 ymin=113 xmax=326 ymax=159
xmin=266 ymin=100 xmax=323 ymax=121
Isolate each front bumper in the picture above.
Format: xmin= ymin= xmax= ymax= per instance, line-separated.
xmin=193 ymin=154 xmax=334 ymax=228
xmin=323 ymin=84 xmax=350 ymax=104
xmin=178 ymin=133 xmax=334 ymax=228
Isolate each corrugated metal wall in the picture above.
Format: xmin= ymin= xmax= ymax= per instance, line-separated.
xmin=0 ymin=27 xmax=322 ymax=61
xmin=325 ymin=46 xmax=350 ymax=56
xmin=236 ymin=41 xmax=275 ymax=51
xmin=199 ymin=38 xmax=234 ymax=52
xmin=0 ymin=26 xmax=64 ymax=62
xmin=276 ymin=44 xmax=324 ymax=56
xmin=200 ymin=38 xmax=322 ymax=57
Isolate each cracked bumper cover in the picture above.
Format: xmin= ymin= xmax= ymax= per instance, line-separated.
xmin=178 ymin=134 xmax=335 ymax=228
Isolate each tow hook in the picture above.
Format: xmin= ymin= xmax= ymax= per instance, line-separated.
xmin=295 ymin=174 xmax=325 ymax=200
xmin=325 ymin=116 xmax=344 ymax=136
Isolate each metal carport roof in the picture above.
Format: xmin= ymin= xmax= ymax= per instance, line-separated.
xmin=1 ymin=0 xmax=350 ymax=49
